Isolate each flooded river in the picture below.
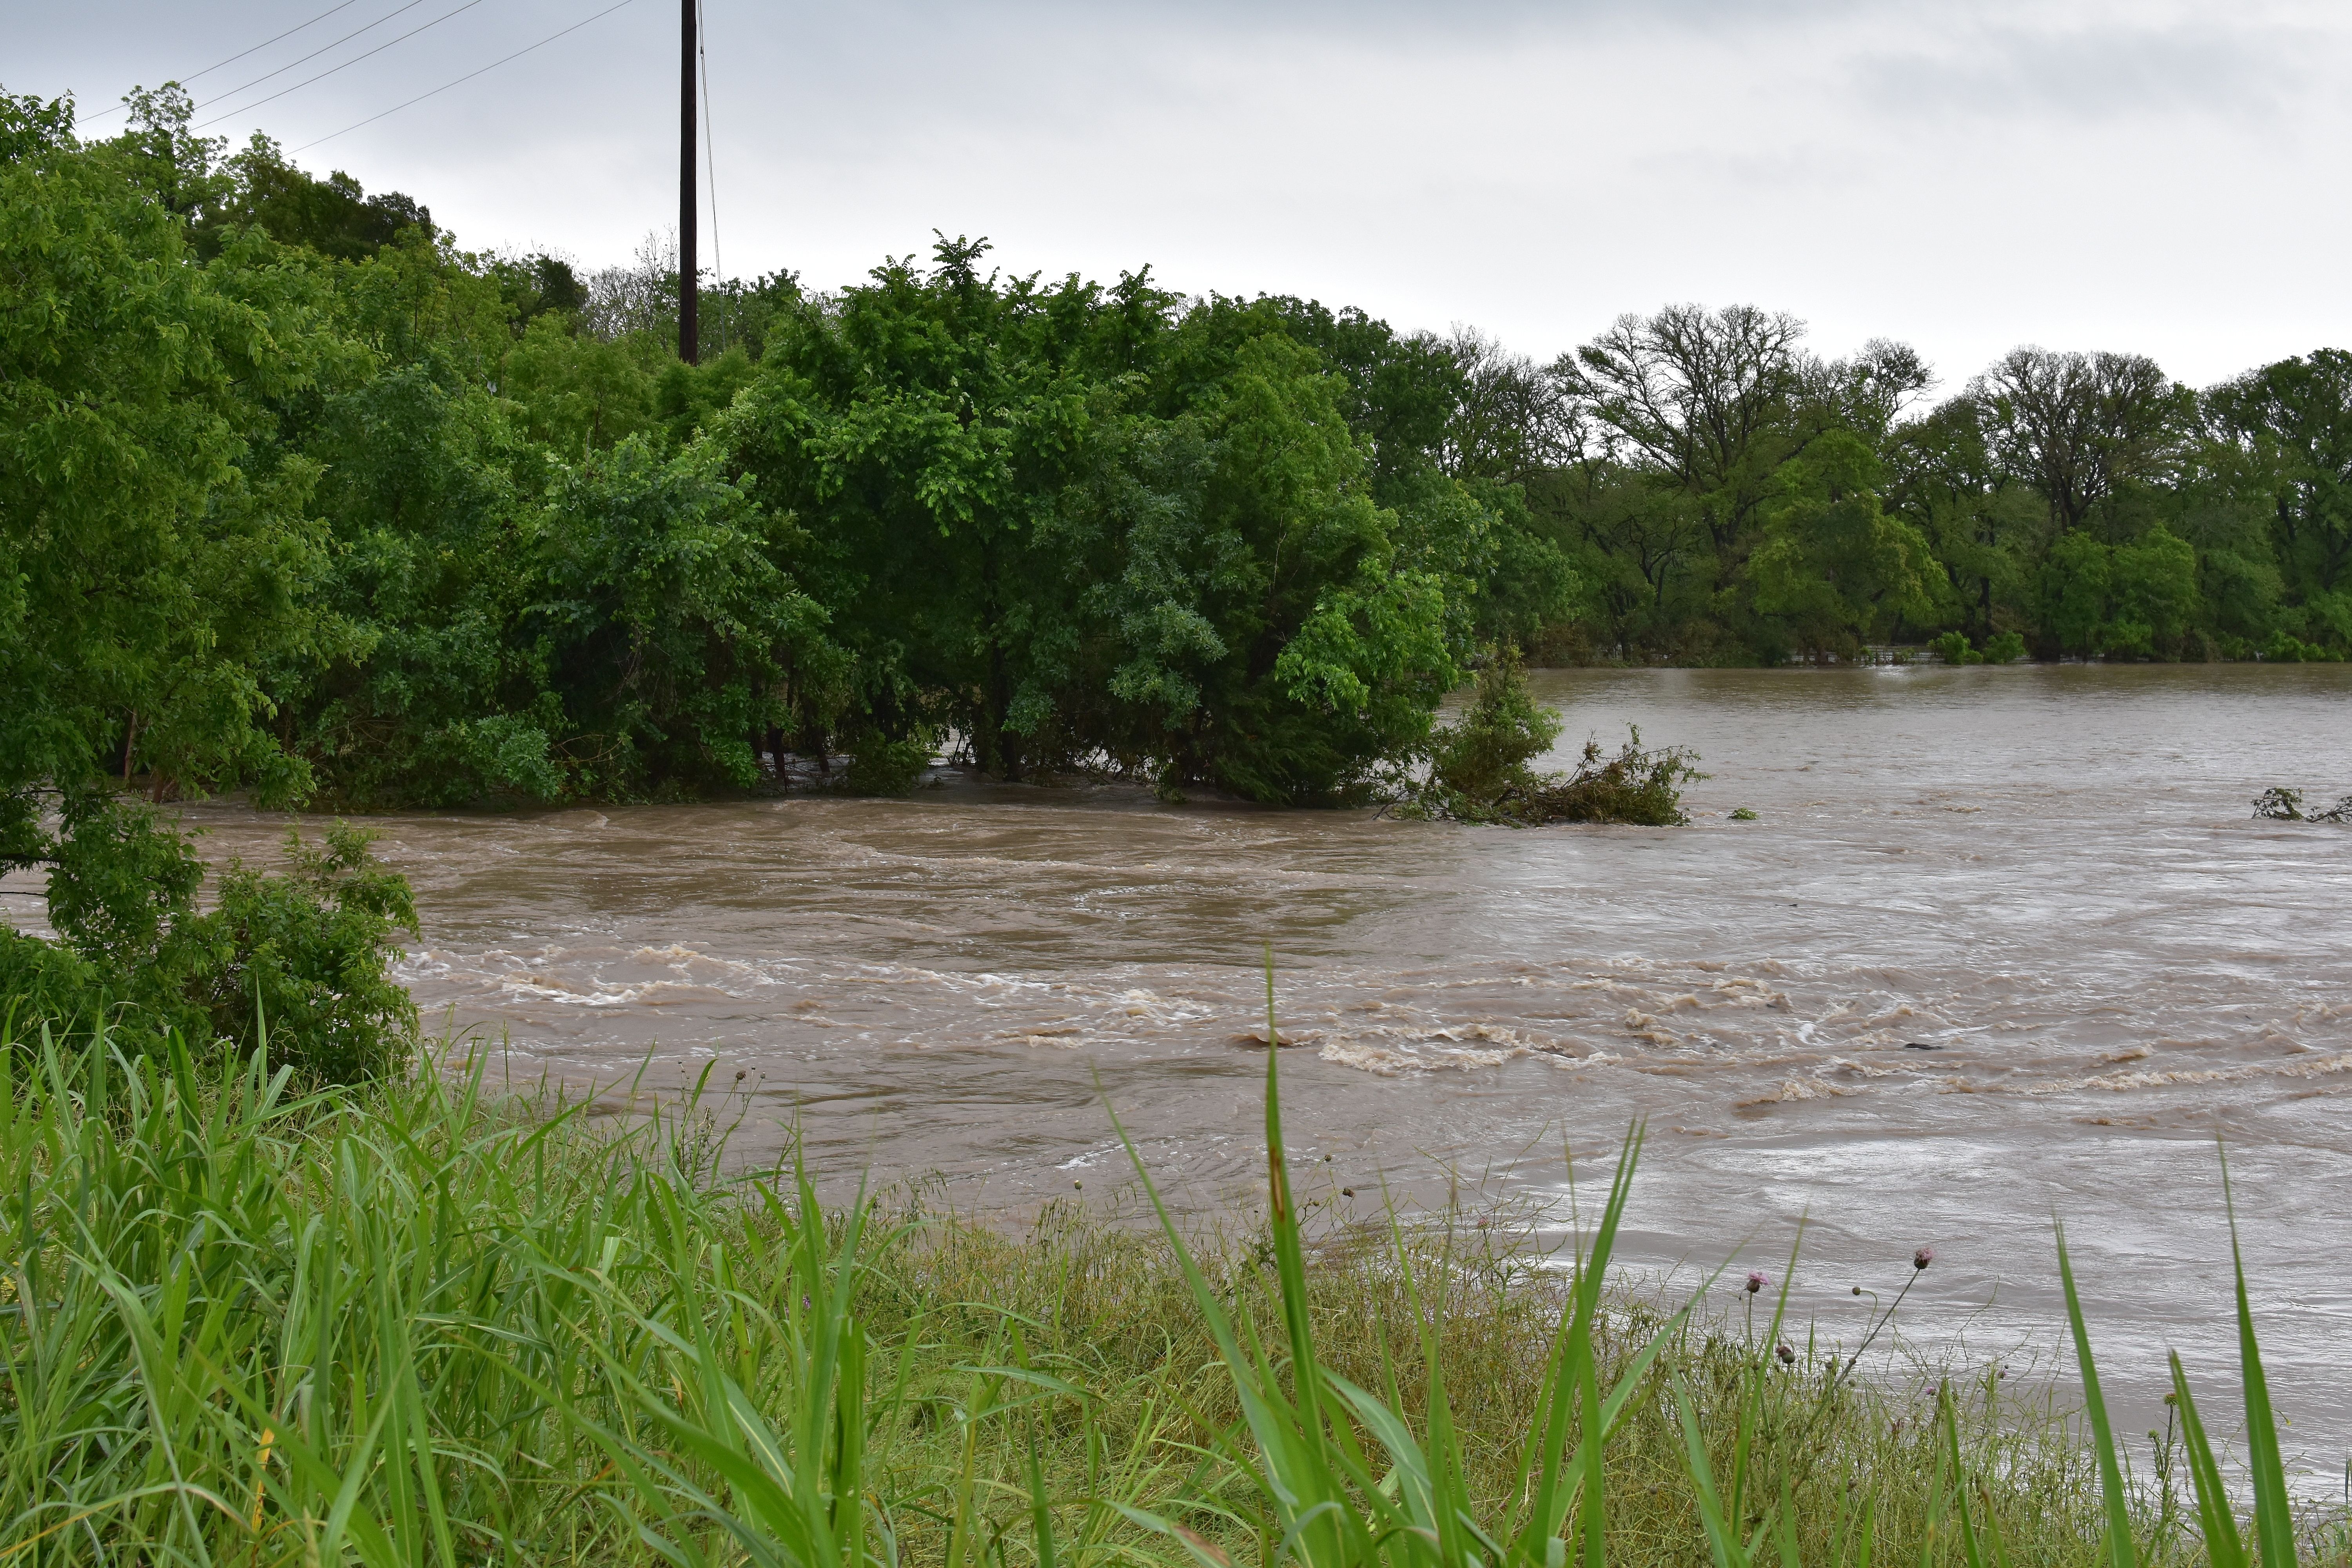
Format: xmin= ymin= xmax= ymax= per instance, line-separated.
xmin=143 ymin=666 xmax=2352 ymax=1465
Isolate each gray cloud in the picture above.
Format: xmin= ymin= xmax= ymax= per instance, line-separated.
xmin=10 ymin=0 xmax=2352 ymax=385
xmin=1853 ymin=20 xmax=2308 ymax=125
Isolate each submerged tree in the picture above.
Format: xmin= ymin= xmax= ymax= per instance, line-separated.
xmin=1410 ymin=648 xmax=1702 ymax=826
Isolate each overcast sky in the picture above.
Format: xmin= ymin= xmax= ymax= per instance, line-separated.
xmin=15 ymin=0 xmax=2350 ymax=389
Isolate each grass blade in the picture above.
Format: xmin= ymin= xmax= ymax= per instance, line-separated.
xmin=2167 ymin=1351 xmax=2247 ymax=1568
xmin=2055 ymin=1218 xmax=2137 ymax=1568
xmin=1941 ymin=1383 xmax=1988 ymax=1568
xmin=2218 ymin=1149 xmax=2295 ymax=1568
xmin=1672 ymin=1376 xmax=1754 ymax=1568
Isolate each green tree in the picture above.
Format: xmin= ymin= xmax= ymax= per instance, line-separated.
xmin=1 ymin=93 xmax=419 ymax=1073
xmin=1546 ymin=306 xmax=1927 ymax=660
xmin=2105 ymin=525 xmax=2200 ymax=657
xmin=1563 ymin=304 xmax=1813 ymax=573
xmin=724 ymin=236 xmax=1104 ymax=778
xmin=207 ymin=132 xmax=434 ymax=261
xmin=2038 ymin=530 xmax=2113 ymax=656
xmin=534 ymin=435 xmax=832 ymax=793
xmin=1 ymin=89 xmax=335 ymax=835
xmin=288 ymin=363 xmax=557 ymax=804
xmin=1969 ymin=348 xmax=2190 ymax=538
xmin=1089 ymin=334 xmax=1461 ymax=801
xmin=502 ymin=313 xmax=655 ymax=454
xmin=1747 ymin=431 xmax=1941 ymax=655
xmin=2031 ymin=524 xmax=2200 ymax=659
xmin=2204 ymin=350 xmax=2352 ymax=651
xmin=1884 ymin=395 xmax=2038 ymax=642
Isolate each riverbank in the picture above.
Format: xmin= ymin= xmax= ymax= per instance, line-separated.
xmin=10 ymin=1023 xmax=2338 ymax=1565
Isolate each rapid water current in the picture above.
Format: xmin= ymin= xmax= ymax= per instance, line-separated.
xmin=52 ymin=665 xmax=2352 ymax=1469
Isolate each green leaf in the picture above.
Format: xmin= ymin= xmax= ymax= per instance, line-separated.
xmin=2219 ymin=1149 xmax=2296 ymax=1568
xmin=2055 ymin=1220 xmax=2137 ymax=1568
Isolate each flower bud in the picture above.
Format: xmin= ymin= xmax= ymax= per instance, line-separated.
xmin=1913 ymin=1246 xmax=1934 ymax=1271
xmin=1777 ymin=1342 xmax=1795 ymax=1365
xmin=1746 ymin=1271 xmax=1766 ymax=1294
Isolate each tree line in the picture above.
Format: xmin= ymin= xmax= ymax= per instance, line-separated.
xmin=7 ymin=82 xmax=2350 ymax=842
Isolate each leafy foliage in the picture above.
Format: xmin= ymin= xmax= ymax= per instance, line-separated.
xmin=1420 ymin=649 xmax=1564 ymax=811
xmin=0 ymin=90 xmax=334 ymax=821
xmin=2 ymin=807 xmax=417 ymax=1078
xmin=1411 ymin=651 xmax=1702 ymax=826
xmin=184 ymin=823 xmax=420 ymax=1078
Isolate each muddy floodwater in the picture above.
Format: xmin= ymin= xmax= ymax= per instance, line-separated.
xmin=140 ymin=666 xmax=2352 ymax=1463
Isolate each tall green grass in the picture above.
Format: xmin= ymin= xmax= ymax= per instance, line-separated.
xmin=0 ymin=1010 xmax=2337 ymax=1565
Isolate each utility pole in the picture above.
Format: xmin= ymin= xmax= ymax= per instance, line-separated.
xmin=677 ymin=0 xmax=699 ymax=363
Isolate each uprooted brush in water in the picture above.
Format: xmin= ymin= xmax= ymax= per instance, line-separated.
xmin=1401 ymin=647 xmax=1706 ymax=826
xmin=2253 ymin=786 xmax=2352 ymax=822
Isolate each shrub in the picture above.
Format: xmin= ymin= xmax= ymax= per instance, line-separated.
xmin=0 ymin=927 xmax=106 ymax=1036
xmin=2261 ymin=629 xmax=2341 ymax=662
xmin=1424 ymin=647 xmax=1562 ymax=805
xmin=1928 ymin=630 xmax=1982 ymax=665
xmin=3 ymin=804 xmax=417 ymax=1078
xmin=842 ymin=727 xmax=936 ymax=796
xmin=183 ymin=823 xmax=420 ymax=1078
xmin=1981 ymin=630 xmax=2028 ymax=664
xmin=1412 ymin=650 xmax=1702 ymax=826
xmin=2255 ymin=786 xmax=2352 ymax=823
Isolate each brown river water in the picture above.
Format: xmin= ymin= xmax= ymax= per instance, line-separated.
xmin=40 ymin=665 xmax=2352 ymax=1469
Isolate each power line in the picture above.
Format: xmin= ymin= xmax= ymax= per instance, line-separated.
xmin=193 ymin=0 xmax=436 ymax=122
xmin=290 ymin=0 xmax=642 ymax=153
xmin=187 ymin=0 xmax=374 ymax=84
xmin=77 ymin=0 xmax=374 ymax=122
xmin=193 ymin=0 xmax=490 ymax=132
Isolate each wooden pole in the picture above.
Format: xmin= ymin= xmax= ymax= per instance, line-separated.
xmin=678 ymin=0 xmax=699 ymax=363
